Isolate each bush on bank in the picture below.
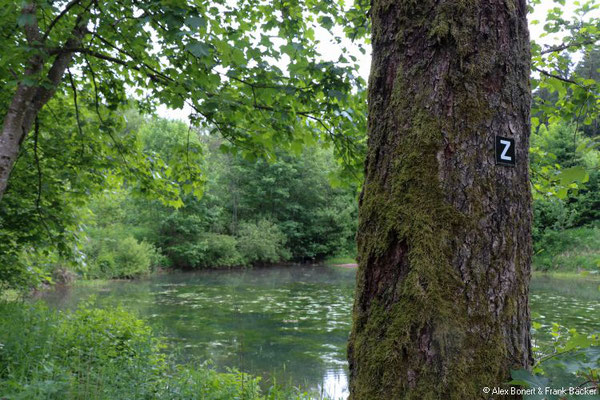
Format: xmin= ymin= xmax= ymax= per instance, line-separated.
xmin=0 ymin=301 xmax=313 ymax=400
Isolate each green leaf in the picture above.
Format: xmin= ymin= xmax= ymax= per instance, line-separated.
xmin=556 ymin=187 xmax=568 ymax=199
xmin=185 ymin=16 xmax=206 ymax=30
xmin=318 ymin=16 xmax=334 ymax=30
xmin=186 ymin=42 xmax=211 ymax=58
xmin=16 ymin=13 xmax=35 ymax=27
xmin=559 ymin=166 xmax=589 ymax=186
xmin=509 ymin=369 xmax=550 ymax=400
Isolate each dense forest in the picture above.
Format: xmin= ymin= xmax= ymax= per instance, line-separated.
xmin=2 ymin=63 xmax=600 ymax=288
xmin=1 ymin=112 xmax=358 ymax=285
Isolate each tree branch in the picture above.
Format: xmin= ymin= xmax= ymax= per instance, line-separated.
xmin=90 ymin=34 xmax=173 ymax=83
xmin=49 ymin=47 xmax=173 ymax=84
xmin=22 ymin=2 xmax=42 ymax=44
xmin=41 ymin=0 xmax=83 ymax=42
xmin=540 ymin=38 xmax=598 ymax=55
xmin=83 ymin=54 xmax=104 ymax=123
xmin=67 ymin=68 xmax=85 ymax=159
xmin=21 ymin=8 xmax=92 ymax=136
xmin=33 ymin=119 xmax=53 ymax=238
xmin=534 ymin=67 xmax=580 ymax=86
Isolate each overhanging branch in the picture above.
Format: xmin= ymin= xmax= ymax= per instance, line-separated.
xmin=41 ymin=0 xmax=83 ymax=42
xmin=540 ymin=38 xmax=598 ymax=55
xmin=535 ymin=67 xmax=580 ymax=86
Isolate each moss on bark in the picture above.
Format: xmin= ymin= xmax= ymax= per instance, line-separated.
xmin=348 ymin=0 xmax=533 ymax=398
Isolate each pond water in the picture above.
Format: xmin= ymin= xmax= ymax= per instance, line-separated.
xmin=37 ymin=266 xmax=600 ymax=399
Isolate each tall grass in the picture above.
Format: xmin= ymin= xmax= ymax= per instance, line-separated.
xmin=0 ymin=301 xmax=316 ymax=400
xmin=533 ymin=226 xmax=600 ymax=271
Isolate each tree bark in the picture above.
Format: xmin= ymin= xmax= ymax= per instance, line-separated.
xmin=347 ymin=1 xmax=532 ymax=399
xmin=0 ymin=3 xmax=87 ymax=201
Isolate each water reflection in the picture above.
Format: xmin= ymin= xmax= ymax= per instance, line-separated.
xmin=37 ymin=267 xmax=599 ymax=399
xmin=39 ymin=265 xmax=355 ymax=398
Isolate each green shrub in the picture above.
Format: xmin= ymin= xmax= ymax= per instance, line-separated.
xmin=201 ymin=233 xmax=244 ymax=268
xmin=574 ymin=168 xmax=600 ymax=226
xmin=0 ymin=301 xmax=164 ymax=399
xmin=0 ymin=301 xmax=314 ymax=400
xmin=56 ymin=305 xmax=160 ymax=364
xmin=533 ymin=226 xmax=600 ymax=271
xmin=164 ymin=233 xmax=244 ymax=269
xmin=165 ymin=241 xmax=206 ymax=268
xmin=237 ymin=220 xmax=290 ymax=265
xmin=83 ymin=224 xmax=161 ymax=279
xmin=533 ymin=198 xmax=578 ymax=244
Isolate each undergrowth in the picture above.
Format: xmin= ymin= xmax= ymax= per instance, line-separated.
xmin=0 ymin=301 xmax=315 ymax=400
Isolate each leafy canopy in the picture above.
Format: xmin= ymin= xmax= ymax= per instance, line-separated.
xmin=1 ymin=0 xmax=367 ymax=177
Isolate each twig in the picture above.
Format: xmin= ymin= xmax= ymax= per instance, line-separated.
xmin=535 ymin=67 xmax=580 ymax=86
xmin=67 ymin=68 xmax=85 ymax=159
xmin=83 ymin=54 xmax=104 ymax=123
xmin=42 ymin=0 xmax=83 ymax=42
xmin=540 ymin=38 xmax=598 ymax=55
xmin=33 ymin=119 xmax=53 ymax=238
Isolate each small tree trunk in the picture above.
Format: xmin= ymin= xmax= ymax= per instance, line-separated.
xmin=0 ymin=3 xmax=88 ymax=201
xmin=348 ymin=1 xmax=533 ymax=399
xmin=0 ymin=87 xmax=37 ymax=198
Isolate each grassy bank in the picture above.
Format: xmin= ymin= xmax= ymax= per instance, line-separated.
xmin=323 ymin=255 xmax=356 ymax=265
xmin=323 ymin=226 xmax=600 ymax=274
xmin=533 ymin=226 xmax=600 ymax=272
xmin=0 ymin=301 xmax=315 ymax=400
xmin=532 ymin=270 xmax=600 ymax=281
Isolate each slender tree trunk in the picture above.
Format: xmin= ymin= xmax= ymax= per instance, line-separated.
xmin=0 ymin=89 xmax=37 ymax=199
xmin=347 ymin=1 xmax=533 ymax=399
xmin=0 ymin=3 xmax=87 ymax=201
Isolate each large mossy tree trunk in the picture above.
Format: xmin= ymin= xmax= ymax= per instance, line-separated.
xmin=347 ymin=0 xmax=533 ymax=398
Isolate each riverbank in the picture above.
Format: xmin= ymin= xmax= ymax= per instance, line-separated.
xmin=24 ymin=266 xmax=600 ymax=400
xmin=533 ymin=226 xmax=600 ymax=272
xmin=532 ymin=270 xmax=600 ymax=281
xmin=19 ymin=222 xmax=600 ymax=298
xmin=0 ymin=300 xmax=314 ymax=400
xmin=324 ymin=226 xmax=600 ymax=275
xmin=37 ymin=262 xmax=320 ymax=293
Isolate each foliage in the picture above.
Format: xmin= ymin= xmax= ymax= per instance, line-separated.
xmin=574 ymin=151 xmax=600 ymax=226
xmin=82 ymin=226 xmax=160 ymax=279
xmin=73 ymin=190 xmax=164 ymax=279
xmin=0 ymin=101 xmax=202 ymax=288
xmin=1 ymin=107 xmax=358 ymax=286
xmin=530 ymin=0 xmax=600 ymax=127
xmin=0 ymin=0 xmax=367 ymax=288
xmin=3 ymin=0 xmax=600 ymax=289
xmin=157 ymin=210 xmax=243 ymax=269
xmin=510 ymin=322 xmax=600 ymax=400
xmin=533 ymin=226 xmax=600 ymax=272
xmin=225 ymin=147 xmax=358 ymax=261
xmin=194 ymin=233 xmax=244 ymax=268
xmin=530 ymin=122 xmax=592 ymax=201
xmin=528 ymin=2 xmax=600 ymax=220
xmin=0 ymin=301 xmax=165 ymax=399
xmin=530 ymin=121 xmax=600 ymax=271
xmin=236 ymin=220 xmax=291 ymax=265
xmin=119 ymin=126 xmax=358 ymax=269
xmin=0 ymin=0 xmax=367 ymax=178
xmin=0 ymin=301 xmax=315 ymax=400
xmin=534 ymin=198 xmax=578 ymax=239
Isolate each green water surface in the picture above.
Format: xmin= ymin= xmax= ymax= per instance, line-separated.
xmin=37 ymin=266 xmax=600 ymax=399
